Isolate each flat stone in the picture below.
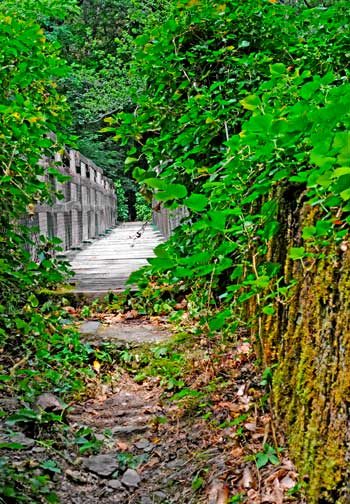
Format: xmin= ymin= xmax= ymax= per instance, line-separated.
xmin=107 ymin=479 xmax=123 ymax=490
xmin=111 ymin=425 xmax=148 ymax=435
xmin=140 ymin=497 xmax=153 ymax=504
xmin=79 ymin=321 xmax=100 ymax=335
xmin=0 ymin=397 xmax=21 ymax=412
xmin=0 ymin=432 xmax=35 ymax=449
xmin=82 ymin=454 xmax=119 ymax=477
xmin=121 ymin=468 xmax=141 ymax=488
xmin=135 ymin=439 xmax=151 ymax=450
xmin=154 ymin=491 xmax=167 ymax=500
xmin=36 ymin=392 xmax=66 ymax=413
xmin=65 ymin=469 xmax=90 ymax=483
xmin=97 ymin=323 xmax=170 ymax=345
xmin=166 ymin=458 xmax=185 ymax=470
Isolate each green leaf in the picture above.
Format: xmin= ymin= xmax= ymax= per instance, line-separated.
xmin=332 ymin=167 xmax=350 ymax=178
xmin=269 ymin=454 xmax=280 ymax=465
xmin=289 ymin=247 xmax=305 ymax=260
xmin=155 ymin=184 xmax=188 ymax=201
xmin=302 ymin=226 xmax=316 ymax=239
xmin=256 ymin=453 xmax=269 ymax=469
xmin=154 ymin=244 xmax=170 ymax=258
xmin=239 ymin=94 xmax=261 ymax=111
xmin=125 ymin=156 xmax=138 ymax=165
xmin=208 ymin=309 xmax=231 ymax=331
xmin=148 ymin=257 xmax=175 ymax=270
xmin=262 ymin=221 xmax=279 ymax=240
xmin=206 ymin=211 xmax=226 ymax=231
xmin=340 ymin=188 xmax=350 ymax=201
xmin=0 ymin=442 xmax=25 ymax=450
xmin=183 ymin=193 xmax=208 ymax=211
xmin=192 ymin=476 xmax=204 ymax=491
xmin=28 ymin=293 xmax=39 ymax=307
xmin=262 ymin=306 xmax=275 ymax=316
xmin=40 ymin=460 xmax=62 ymax=473
xmin=269 ymin=63 xmax=286 ymax=75
xmin=143 ymin=178 xmax=167 ymax=190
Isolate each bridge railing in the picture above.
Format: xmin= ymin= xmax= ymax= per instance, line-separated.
xmin=24 ymin=148 xmax=117 ymax=254
xmin=152 ymin=204 xmax=188 ymax=238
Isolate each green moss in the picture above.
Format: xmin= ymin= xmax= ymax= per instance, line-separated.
xmin=260 ymin=203 xmax=350 ymax=503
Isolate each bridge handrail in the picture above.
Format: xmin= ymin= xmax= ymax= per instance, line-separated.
xmin=22 ymin=147 xmax=117 ymax=254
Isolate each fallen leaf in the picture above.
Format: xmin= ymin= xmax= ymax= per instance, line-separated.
xmin=244 ymin=422 xmax=257 ymax=432
xmin=242 ymin=466 xmax=255 ymax=489
xmin=280 ymin=474 xmax=296 ymax=490
xmin=125 ymin=309 xmax=138 ymax=319
xmin=93 ymin=360 xmax=101 ymax=373
xmin=237 ymin=384 xmax=246 ymax=396
xmin=62 ymin=306 xmax=76 ymax=314
xmin=207 ymin=479 xmax=230 ymax=504
xmin=216 ymin=401 xmax=242 ymax=413
xmin=116 ymin=441 xmax=129 ymax=451
xmin=230 ymin=447 xmax=244 ymax=458
xmin=141 ymin=456 xmax=160 ymax=470
xmin=237 ymin=342 xmax=252 ymax=354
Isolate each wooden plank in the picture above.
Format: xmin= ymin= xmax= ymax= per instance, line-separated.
xmin=69 ymin=222 xmax=164 ymax=293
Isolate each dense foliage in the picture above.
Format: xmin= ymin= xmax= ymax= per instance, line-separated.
xmin=106 ymin=2 xmax=350 ymax=499
xmin=110 ymin=0 xmax=350 ymax=324
xmin=51 ymin=0 xmax=172 ymax=216
xmin=2 ymin=0 xmax=350 ymax=501
xmin=0 ymin=4 xmax=105 ymax=500
xmin=0 ymin=2 xmax=74 ymax=320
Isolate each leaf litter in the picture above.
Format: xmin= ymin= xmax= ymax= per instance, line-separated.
xmin=0 ymin=304 xmax=305 ymax=503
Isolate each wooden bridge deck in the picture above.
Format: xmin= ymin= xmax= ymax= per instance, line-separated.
xmin=69 ymin=222 xmax=164 ymax=294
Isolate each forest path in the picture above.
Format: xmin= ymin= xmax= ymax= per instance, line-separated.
xmin=69 ymin=222 xmax=164 ymax=295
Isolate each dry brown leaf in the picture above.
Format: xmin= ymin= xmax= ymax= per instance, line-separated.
xmin=230 ymin=446 xmax=244 ymax=458
xmin=216 ymin=401 xmax=242 ymax=413
xmin=125 ymin=309 xmax=138 ymax=319
xmin=247 ymin=489 xmax=262 ymax=504
xmin=280 ymin=474 xmax=296 ymax=490
xmin=140 ymin=456 xmax=160 ymax=471
xmin=271 ymin=477 xmax=284 ymax=504
xmin=244 ymin=422 xmax=257 ymax=432
xmin=242 ymin=466 xmax=255 ymax=489
xmin=207 ymin=479 xmax=230 ymax=504
xmin=116 ymin=441 xmax=129 ymax=451
xmin=265 ymin=469 xmax=288 ymax=484
xmin=62 ymin=306 xmax=76 ymax=314
xmin=237 ymin=384 xmax=246 ymax=396
xmin=237 ymin=342 xmax=252 ymax=354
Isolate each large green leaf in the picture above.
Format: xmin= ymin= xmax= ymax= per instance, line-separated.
xmin=155 ymin=183 xmax=188 ymax=201
xmin=183 ymin=193 xmax=208 ymax=211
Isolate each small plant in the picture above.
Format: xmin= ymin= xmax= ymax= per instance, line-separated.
xmin=81 ymin=305 xmax=91 ymax=318
xmin=118 ymin=452 xmax=148 ymax=471
xmin=0 ymin=456 xmax=59 ymax=503
xmin=228 ymin=494 xmax=247 ymax=503
xmin=191 ymin=473 xmax=205 ymax=491
xmin=74 ymin=427 xmax=103 ymax=454
xmin=246 ymin=443 xmax=283 ymax=469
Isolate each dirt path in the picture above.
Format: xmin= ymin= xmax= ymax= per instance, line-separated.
xmin=0 ymin=315 xmax=304 ymax=503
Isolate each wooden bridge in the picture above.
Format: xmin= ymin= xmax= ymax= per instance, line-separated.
xmin=69 ymin=222 xmax=164 ymax=294
xmin=26 ymin=146 xmax=187 ymax=294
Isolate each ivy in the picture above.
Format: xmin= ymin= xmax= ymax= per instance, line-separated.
xmin=106 ymin=0 xmax=350 ymax=330
xmin=0 ymin=3 xmax=74 ymax=354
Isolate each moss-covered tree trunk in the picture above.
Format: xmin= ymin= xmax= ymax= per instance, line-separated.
xmin=259 ymin=197 xmax=350 ymax=503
